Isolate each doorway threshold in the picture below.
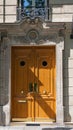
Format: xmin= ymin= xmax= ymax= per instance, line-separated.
xmin=10 ymin=122 xmax=56 ymax=126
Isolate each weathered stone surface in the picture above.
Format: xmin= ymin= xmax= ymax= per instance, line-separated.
xmin=50 ymin=0 xmax=73 ymax=4
xmin=5 ymin=0 xmax=17 ymax=5
xmin=0 ymin=15 xmax=3 ymax=23
xmin=0 ymin=126 xmax=73 ymax=130
xmin=5 ymin=6 xmax=16 ymax=15
xmin=5 ymin=15 xmax=16 ymax=23
xmin=0 ymin=0 xmax=3 ymax=5
xmin=0 ymin=106 xmax=6 ymax=126
xmin=0 ymin=6 xmax=3 ymax=14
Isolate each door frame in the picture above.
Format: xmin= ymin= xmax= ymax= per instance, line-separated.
xmin=2 ymin=41 xmax=64 ymax=125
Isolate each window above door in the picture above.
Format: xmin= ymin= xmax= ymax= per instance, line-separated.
xmin=17 ymin=0 xmax=51 ymax=21
xmin=23 ymin=0 xmax=45 ymax=8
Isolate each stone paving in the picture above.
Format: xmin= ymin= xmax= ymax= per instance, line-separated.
xmin=0 ymin=126 xmax=73 ymax=130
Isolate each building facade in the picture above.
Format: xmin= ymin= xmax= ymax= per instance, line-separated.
xmin=0 ymin=0 xmax=73 ymax=126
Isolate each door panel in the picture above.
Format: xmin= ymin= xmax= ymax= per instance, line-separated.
xmin=35 ymin=97 xmax=55 ymax=121
xmin=11 ymin=46 xmax=56 ymax=122
xmin=35 ymin=48 xmax=55 ymax=95
xmin=34 ymin=47 xmax=56 ymax=121
xmin=14 ymin=57 xmax=28 ymax=96
xmin=11 ymin=47 xmax=34 ymax=121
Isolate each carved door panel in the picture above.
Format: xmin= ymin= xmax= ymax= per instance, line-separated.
xmin=11 ymin=47 xmax=35 ymax=121
xmin=34 ymin=47 xmax=56 ymax=121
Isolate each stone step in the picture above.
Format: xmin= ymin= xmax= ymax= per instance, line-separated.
xmin=0 ymin=126 xmax=73 ymax=130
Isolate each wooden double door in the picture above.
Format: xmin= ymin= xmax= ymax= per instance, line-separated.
xmin=11 ymin=46 xmax=56 ymax=122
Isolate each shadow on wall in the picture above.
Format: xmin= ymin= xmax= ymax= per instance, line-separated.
xmin=63 ymin=48 xmax=71 ymax=122
xmin=0 ymin=107 xmax=6 ymax=126
xmin=42 ymin=128 xmax=73 ymax=130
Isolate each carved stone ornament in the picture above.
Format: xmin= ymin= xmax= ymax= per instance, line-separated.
xmin=0 ymin=17 xmax=65 ymax=45
xmin=26 ymin=29 xmax=39 ymax=42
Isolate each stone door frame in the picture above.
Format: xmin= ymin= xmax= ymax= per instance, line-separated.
xmin=0 ymin=36 xmax=64 ymax=125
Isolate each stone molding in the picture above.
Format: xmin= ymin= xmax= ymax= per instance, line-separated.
xmin=56 ymin=41 xmax=64 ymax=125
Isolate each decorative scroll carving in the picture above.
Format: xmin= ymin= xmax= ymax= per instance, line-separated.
xmin=0 ymin=17 xmax=65 ymax=46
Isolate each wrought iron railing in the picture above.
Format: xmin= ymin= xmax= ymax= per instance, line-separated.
xmin=17 ymin=7 xmax=52 ymax=21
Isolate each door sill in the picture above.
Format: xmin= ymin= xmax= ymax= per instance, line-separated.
xmin=10 ymin=121 xmax=56 ymax=126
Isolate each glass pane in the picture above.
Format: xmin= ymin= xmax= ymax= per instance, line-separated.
xmin=35 ymin=0 xmax=45 ymax=8
xmin=23 ymin=0 xmax=32 ymax=8
xmin=20 ymin=61 xmax=26 ymax=66
xmin=42 ymin=61 xmax=48 ymax=67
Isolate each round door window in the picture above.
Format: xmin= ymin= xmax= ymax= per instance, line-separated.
xmin=42 ymin=61 xmax=48 ymax=67
xmin=20 ymin=61 xmax=26 ymax=66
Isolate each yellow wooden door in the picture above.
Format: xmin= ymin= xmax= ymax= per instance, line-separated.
xmin=34 ymin=47 xmax=56 ymax=121
xmin=11 ymin=47 xmax=35 ymax=121
xmin=11 ymin=46 xmax=56 ymax=122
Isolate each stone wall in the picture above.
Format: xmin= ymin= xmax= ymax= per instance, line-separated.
xmin=5 ymin=0 xmax=17 ymax=23
xmin=52 ymin=5 xmax=73 ymax=22
xmin=0 ymin=0 xmax=3 ymax=23
xmin=63 ymin=23 xmax=73 ymax=122
xmin=0 ymin=0 xmax=17 ymax=23
xmin=0 ymin=0 xmax=73 ymax=23
xmin=49 ymin=0 xmax=73 ymax=4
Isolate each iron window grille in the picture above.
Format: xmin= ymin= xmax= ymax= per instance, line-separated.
xmin=17 ymin=0 xmax=51 ymax=21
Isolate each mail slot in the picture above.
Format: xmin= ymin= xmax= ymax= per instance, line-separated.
xmin=18 ymin=100 xmax=27 ymax=103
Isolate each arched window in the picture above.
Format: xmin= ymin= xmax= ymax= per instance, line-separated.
xmin=17 ymin=0 xmax=50 ymax=21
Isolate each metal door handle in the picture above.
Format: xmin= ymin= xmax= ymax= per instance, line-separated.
xmin=34 ymin=83 xmax=38 ymax=92
xmin=18 ymin=100 xmax=27 ymax=103
xmin=29 ymin=83 xmax=38 ymax=92
xmin=29 ymin=83 xmax=33 ymax=92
